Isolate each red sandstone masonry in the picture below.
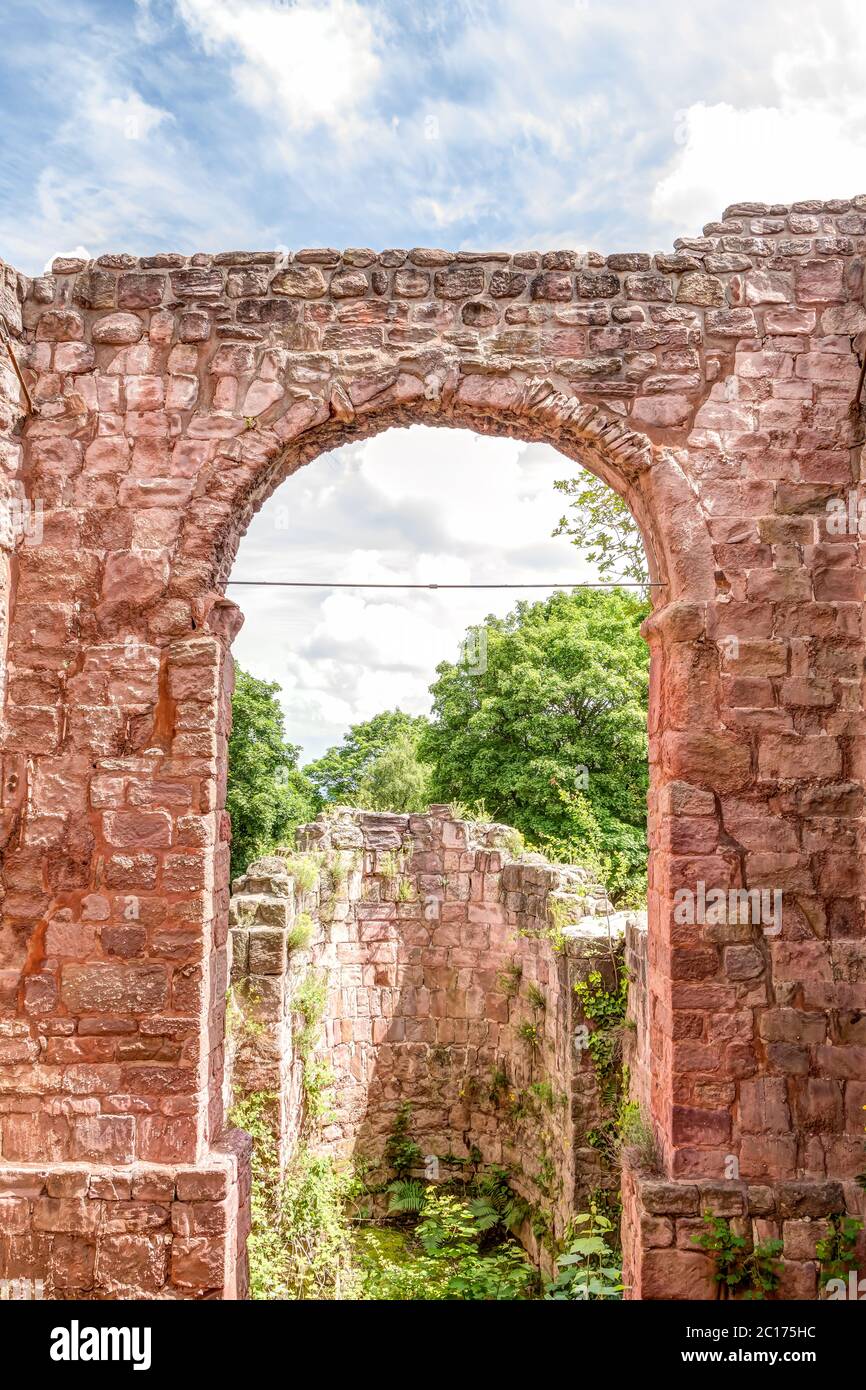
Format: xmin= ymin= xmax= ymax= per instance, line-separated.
xmin=227 ymin=808 xmax=626 ymax=1246
xmin=0 ymin=196 xmax=865 ymax=1296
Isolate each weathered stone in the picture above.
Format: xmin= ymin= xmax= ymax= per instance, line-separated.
xmin=676 ymin=272 xmax=725 ymax=306
xmin=2 ymin=196 xmax=866 ymax=1303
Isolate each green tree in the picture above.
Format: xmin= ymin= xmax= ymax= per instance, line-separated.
xmin=227 ymin=667 xmax=316 ymax=879
xmin=360 ymin=727 xmax=432 ymax=812
xmin=419 ymin=589 xmax=649 ymax=902
xmin=304 ymin=710 xmax=431 ymax=812
xmin=554 ymin=470 xmax=648 ymax=588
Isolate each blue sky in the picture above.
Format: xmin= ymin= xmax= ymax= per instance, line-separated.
xmin=2 ymin=0 xmax=864 ymax=762
xmin=2 ymin=0 xmax=864 ymax=273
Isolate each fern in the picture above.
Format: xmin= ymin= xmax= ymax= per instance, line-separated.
xmin=469 ymin=1167 xmax=531 ymax=1233
xmin=387 ymin=1179 xmax=426 ymax=1214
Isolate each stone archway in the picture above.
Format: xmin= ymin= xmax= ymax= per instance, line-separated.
xmin=0 ymin=198 xmax=864 ymax=1298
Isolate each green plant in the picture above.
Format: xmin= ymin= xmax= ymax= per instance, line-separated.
xmin=816 ymin=1215 xmax=863 ymax=1289
xmin=467 ymin=1166 xmax=531 ymax=1234
xmin=517 ymin=1020 xmax=541 ymax=1049
xmin=286 ymin=912 xmax=314 ymax=952
xmin=302 ymin=1055 xmax=336 ymax=1121
xmin=415 ymin=1190 xmax=535 ymax=1300
xmin=227 ymin=1091 xmax=361 ymax=1300
xmin=554 ymin=469 xmax=648 ymax=588
xmin=545 ymin=1209 xmax=624 ymax=1300
xmin=545 ymin=895 xmax=578 ymax=950
xmin=384 ymin=1102 xmax=422 ymax=1178
xmin=304 ymin=709 xmax=431 ymax=810
xmin=357 ymin=1189 xmax=534 ymax=1301
xmin=328 ymin=851 xmax=358 ymax=890
xmin=227 ymin=668 xmax=317 ymax=879
xmin=616 ymin=1099 xmax=660 ymax=1170
xmin=526 ymin=982 xmax=546 ymax=1012
xmin=497 ymin=960 xmax=522 ymax=998
xmin=387 ymin=1179 xmax=427 ymax=1215
xmin=226 ymin=981 xmax=264 ymax=1040
xmin=283 ymin=852 xmax=322 ymax=895
xmin=293 ymin=970 xmax=327 ymax=1059
xmin=395 ymin=876 xmax=416 ymax=901
xmin=535 ymin=1149 xmax=557 ymax=1197
xmin=378 ymin=850 xmax=400 ymax=880
xmin=529 ymin=1080 xmax=564 ymax=1111
xmin=499 ymin=827 xmax=525 ymax=858
xmin=419 ymin=588 xmax=650 ymax=907
xmin=693 ymin=1213 xmax=783 ymax=1300
xmin=488 ymin=1065 xmax=509 ymax=1103
xmin=573 ymin=967 xmax=628 ymax=1096
xmin=506 ymin=1087 xmax=536 ymax=1121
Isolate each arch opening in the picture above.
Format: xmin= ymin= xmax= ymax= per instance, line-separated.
xmin=217 ymin=416 xmax=673 ymax=1290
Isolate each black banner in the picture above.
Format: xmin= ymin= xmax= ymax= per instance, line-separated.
xmin=2 ymin=1295 xmax=861 ymax=1378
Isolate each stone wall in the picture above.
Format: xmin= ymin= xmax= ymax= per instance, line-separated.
xmin=1 ymin=199 xmax=866 ymax=1296
xmin=0 ymin=1131 xmax=250 ymax=1298
xmin=227 ymin=807 xmax=629 ymax=1246
xmin=625 ymin=916 xmax=651 ymax=1119
xmin=0 ymin=260 xmax=27 ymax=818
xmin=621 ymin=1158 xmax=866 ymax=1301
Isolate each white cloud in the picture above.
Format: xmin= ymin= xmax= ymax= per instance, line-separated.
xmin=175 ymin=0 xmax=382 ymax=143
xmin=652 ymin=4 xmax=866 ymax=231
xmin=229 ymin=427 xmax=596 ymax=760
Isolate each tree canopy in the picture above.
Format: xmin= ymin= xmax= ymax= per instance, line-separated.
xmin=226 ymin=667 xmax=317 ymax=879
xmin=419 ymin=588 xmax=650 ymax=901
xmin=553 ymin=471 xmax=648 ymax=589
xmin=304 ymin=709 xmax=431 ymax=813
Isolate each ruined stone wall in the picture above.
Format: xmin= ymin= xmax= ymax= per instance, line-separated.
xmin=0 ymin=261 xmax=27 ymax=797
xmin=625 ymin=916 xmax=651 ymax=1119
xmin=0 ymin=1132 xmax=250 ymax=1299
xmin=227 ymin=807 xmax=627 ymax=1243
xmin=1 ymin=198 xmax=866 ymax=1297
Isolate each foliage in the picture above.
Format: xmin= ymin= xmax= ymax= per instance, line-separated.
xmin=537 ymin=786 xmax=647 ymax=908
xmin=304 ymin=709 xmax=432 ymax=811
xmin=448 ymin=798 xmax=490 ymax=821
xmin=526 ymin=982 xmax=546 ymax=1011
xmin=387 ymin=1179 xmax=427 ymax=1215
xmin=227 ymin=668 xmax=317 ymax=880
xmin=377 ymin=850 xmax=401 ymax=880
xmin=286 ymin=912 xmax=314 ymax=952
xmin=574 ymin=967 xmax=629 ymax=1093
xmin=545 ymin=1209 xmax=624 ymax=1300
xmin=360 ymin=726 xmax=433 ymax=812
xmin=468 ymin=1165 xmax=532 ymax=1235
xmin=227 ymin=1091 xmax=360 ymax=1300
xmin=517 ymin=1020 xmax=541 ymax=1048
xmin=497 ymin=960 xmax=522 ymax=997
xmin=293 ymin=970 xmax=327 ymax=1060
xmin=384 ymin=1102 xmax=423 ymax=1178
xmin=693 ymin=1213 xmax=783 ymax=1300
xmin=282 ymin=852 xmax=322 ymax=895
xmin=420 ymin=589 xmax=649 ymax=904
xmin=616 ymin=1100 xmax=660 ymax=1171
xmin=553 ymin=469 xmax=649 ymax=589
xmin=358 ymin=1189 xmax=535 ymax=1300
xmin=816 ymin=1215 xmax=863 ymax=1288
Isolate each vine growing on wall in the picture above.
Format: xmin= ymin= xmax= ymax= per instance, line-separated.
xmin=693 ymin=1214 xmax=783 ymax=1300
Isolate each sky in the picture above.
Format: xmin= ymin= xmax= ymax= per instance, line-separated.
xmin=1 ymin=0 xmax=864 ymax=761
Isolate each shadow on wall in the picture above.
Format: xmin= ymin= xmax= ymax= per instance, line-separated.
xmin=225 ymin=804 xmax=649 ymax=1253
